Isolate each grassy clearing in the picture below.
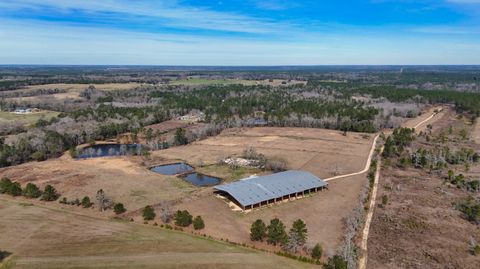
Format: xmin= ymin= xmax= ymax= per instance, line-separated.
xmin=169 ymin=78 xmax=257 ymax=86
xmin=0 ymin=111 xmax=60 ymax=125
xmin=0 ymin=198 xmax=313 ymax=269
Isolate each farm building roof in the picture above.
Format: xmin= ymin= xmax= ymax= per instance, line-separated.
xmin=214 ymin=170 xmax=327 ymax=207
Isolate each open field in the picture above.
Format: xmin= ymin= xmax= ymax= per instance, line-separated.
xmin=5 ymin=83 xmax=143 ymax=101
xmin=0 ymin=155 xmax=196 ymax=212
xmin=175 ymin=173 xmax=367 ymax=253
xmin=169 ymin=78 xmax=307 ymax=86
xmin=153 ymin=127 xmax=375 ymax=179
xmin=0 ymin=110 xmax=60 ymax=125
xmin=0 ymin=198 xmax=315 ymax=269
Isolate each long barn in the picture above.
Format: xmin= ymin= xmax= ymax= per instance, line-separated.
xmin=214 ymin=170 xmax=328 ymax=211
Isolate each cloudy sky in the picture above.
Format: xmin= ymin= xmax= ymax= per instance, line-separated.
xmin=1 ymin=0 xmax=480 ymax=65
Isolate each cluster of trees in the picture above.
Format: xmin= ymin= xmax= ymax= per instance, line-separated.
xmin=250 ymin=218 xmax=319 ymax=256
xmin=0 ymin=178 xmax=58 ymax=201
xmin=447 ymin=171 xmax=480 ymax=192
xmin=58 ymin=189 xmax=126 ymax=214
xmin=347 ymin=86 xmax=480 ymax=117
xmin=142 ymin=206 xmax=205 ymax=230
xmin=382 ymin=128 xmax=416 ymax=158
xmin=152 ymin=85 xmax=379 ymax=133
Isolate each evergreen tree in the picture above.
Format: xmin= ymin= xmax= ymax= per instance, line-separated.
xmin=311 ymin=243 xmax=323 ymax=261
xmin=81 ymin=196 xmax=92 ymax=208
xmin=193 ymin=216 xmax=205 ymax=230
xmin=113 ymin=203 xmax=126 ymax=214
xmin=174 ymin=210 xmax=193 ymax=227
xmin=174 ymin=128 xmax=188 ymax=145
xmin=267 ymin=218 xmax=288 ymax=246
xmin=143 ymin=205 xmax=156 ymax=220
xmin=324 ymin=255 xmax=348 ymax=269
xmin=23 ymin=183 xmax=42 ymax=198
xmin=41 ymin=185 xmax=59 ymax=201
xmin=250 ymin=219 xmax=267 ymax=241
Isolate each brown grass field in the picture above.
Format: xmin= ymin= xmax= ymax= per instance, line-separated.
xmin=0 ymin=126 xmax=375 ymax=256
xmin=0 ymin=198 xmax=315 ymax=269
xmin=6 ymin=83 xmax=143 ymax=102
xmin=0 ymin=109 xmax=447 ymax=268
xmin=367 ymin=109 xmax=480 ymax=269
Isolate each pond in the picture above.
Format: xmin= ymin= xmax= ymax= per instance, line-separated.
xmin=77 ymin=144 xmax=144 ymax=159
xmin=181 ymin=172 xmax=221 ymax=186
xmin=150 ymin=163 xmax=194 ymax=175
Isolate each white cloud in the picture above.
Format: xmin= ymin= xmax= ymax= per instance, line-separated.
xmin=0 ymin=0 xmax=293 ymax=34
xmin=1 ymin=19 xmax=480 ymax=65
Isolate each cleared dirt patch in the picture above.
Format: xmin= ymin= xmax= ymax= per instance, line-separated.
xmin=153 ymin=127 xmax=375 ymax=179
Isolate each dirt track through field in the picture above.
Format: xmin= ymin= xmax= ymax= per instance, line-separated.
xmin=357 ymin=108 xmax=443 ymax=269
xmin=324 ymin=135 xmax=379 ymax=182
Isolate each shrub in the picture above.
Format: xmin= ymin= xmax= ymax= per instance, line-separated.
xmin=143 ymin=205 xmax=156 ymax=220
xmin=0 ymin=177 xmax=12 ymax=193
xmin=1 ymin=178 xmax=22 ymax=196
xmin=41 ymin=185 xmax=59 ymax=201
xmin=193 ymin=216 xmax=205 ymax=230
xmin=324 ymin=255 xmax=348 ymax=269
xmin=265 ymin=157 xmax=288 ymax=172
xmin=59 ymin=197 xmax=68 ymax=204
xmin=81 ymin=196 xmax=92 ymax=208
xmin=69 ymin=147 xmax=78 ymax=158
xmin=457 ymin=197 xmax=480 ymax=224
xmin=9 ymin=182 xmax=22 ymax=196
xmin=22 ymin=183 xmax=42 ymax=198
xmin=113 ymin=203 xmax=126 ymax=214
xmin=174 ymin=210 xmax=193 ymax=227
xmin=31 ymin=151 xmax=46 ymax=161
xmin=250 ymin=219 xmax=267 ymax=241
xmin=311 ymin=243 xmax=323 ymax=260
xmin=382 ymin=195 xmax=388 ymax=206
xmin=474 ymin=245 xmax=480 ymax=256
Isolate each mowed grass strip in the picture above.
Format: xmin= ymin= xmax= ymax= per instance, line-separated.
xmin=0 ymin=198 xmax=314 ymax=269
xmin=0 ymin=111 xmax=60 ymax=125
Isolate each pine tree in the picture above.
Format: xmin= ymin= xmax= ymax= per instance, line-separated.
xmin=250 ymin=219 xmax=267 ymax=241
xmin=267 ymin=218 xmax=288 ymax=246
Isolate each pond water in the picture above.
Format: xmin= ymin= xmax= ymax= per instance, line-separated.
xmin=77 ymin=144 xmax=143 ymax=159
xmin=150 ymin=163 xmax=194 ymax=175
xmin=181 ymin=172 xmax=221 ymax=186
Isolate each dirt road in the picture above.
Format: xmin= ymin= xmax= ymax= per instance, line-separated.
xmin=357 ymin=107 xmax=443 ymax=269
xmin=324 ymin=134 xmax=379 ymax=182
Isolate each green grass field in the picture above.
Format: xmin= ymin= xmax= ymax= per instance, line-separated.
xmin=169 ymin=78 xmax=258 ymax=86
xmin=0 ymin=198 xmax=314 ymax=269
xmin=0 ymin=111 xmax=60 ymax=125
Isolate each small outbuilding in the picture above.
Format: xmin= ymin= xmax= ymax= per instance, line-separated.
xmin=214 ymin=170 xmax=328 ymax=211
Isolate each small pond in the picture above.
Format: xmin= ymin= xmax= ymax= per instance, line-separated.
xmin=77 ymin=144 xmax=144 ymax=159
xmin=181 ymin=172 xmax=221 ymax=186
xmin=150 ymin=163 xmax=194 ymax=175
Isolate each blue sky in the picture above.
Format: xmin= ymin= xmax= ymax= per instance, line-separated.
xmin=0 ymin=0 xmax=480 ymax=65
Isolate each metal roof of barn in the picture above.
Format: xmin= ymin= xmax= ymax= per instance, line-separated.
xmin=214 ymin=170 xmax=327 ymax=207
